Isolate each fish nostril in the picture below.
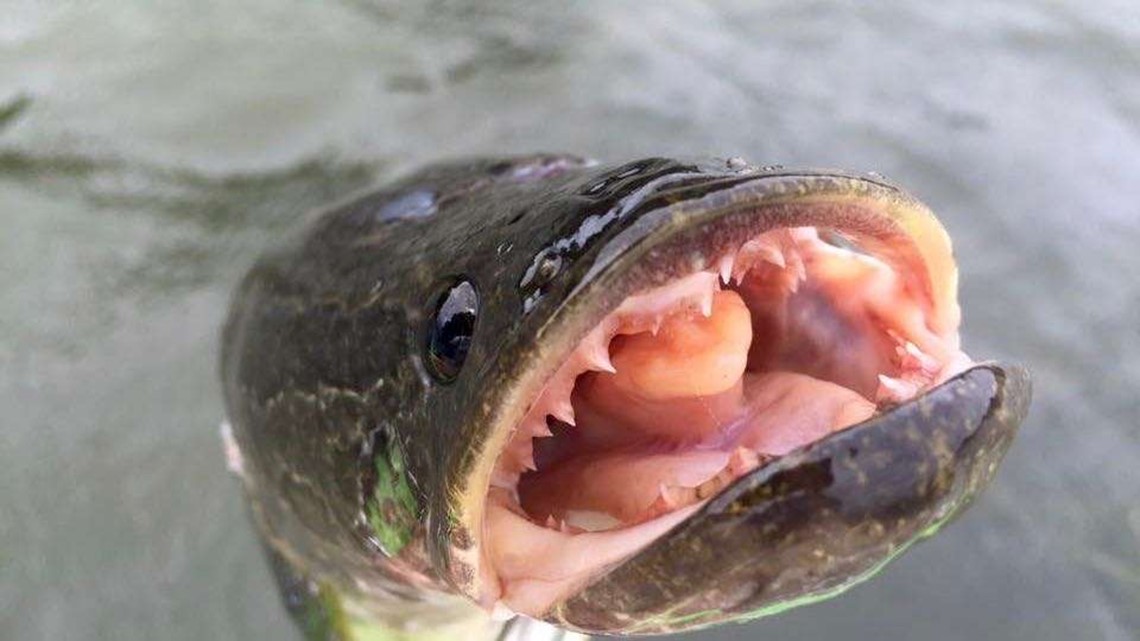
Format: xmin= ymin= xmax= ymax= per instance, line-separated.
xmin=426 ymin=279 xmax=479 ymax=383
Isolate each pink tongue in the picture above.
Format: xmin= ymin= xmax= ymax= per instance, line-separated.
xmin=520 ymin=372 xmax=875 ymax=527
xmin=732 ymin=372 xmax=875 ymax=455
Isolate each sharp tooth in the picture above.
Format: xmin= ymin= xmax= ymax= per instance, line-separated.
xmin=876 ymin=374 xmax=918 ymax=403
xmin=590 ymin=351 xmax=616 ymax=373
xmin=545 ymin=515 xmax=559 ymax=530
xmin=787 ymin=248 xmax=807 ymax=282
xmin=904 ymin=341 xmax=940 ymax=372
xmin=583 ymin=341 xmax=616 ymax=373
xmin=699 ymin=287 xmax=714 ymax=317
xmin=731 ymin=242 xmax=756 ymax=284
xmin=550 ymin=399 xmax=575 ymax=426
xmin=756 ymin=243 xmax=786 ymax=269
xmin=531 ymin=419 xmax=554 ymax=438
xmin=718 ymin=254 xmax=735 ymax=285
xmin=657 ymin=484 xmax=679 ymax=509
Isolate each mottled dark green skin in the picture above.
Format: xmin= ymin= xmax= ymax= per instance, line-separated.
xmin=220 ymin=155 xmax=1030 ymax=637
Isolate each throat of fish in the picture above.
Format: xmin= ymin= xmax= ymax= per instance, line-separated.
xmin=481 ymin=226 xmax=970 ymax=616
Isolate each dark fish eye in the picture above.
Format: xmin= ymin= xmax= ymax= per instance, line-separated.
xmin=426 ymin=279 xmax=478 ymax=383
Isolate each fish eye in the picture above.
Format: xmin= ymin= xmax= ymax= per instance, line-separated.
xmin=426 ymin=279 xmax=479 ymax=383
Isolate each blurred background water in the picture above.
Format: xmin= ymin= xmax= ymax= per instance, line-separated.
xmin=2 ymin=1 xmax=1138 ymax=639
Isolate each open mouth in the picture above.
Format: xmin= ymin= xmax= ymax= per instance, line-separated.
xmin=480 ymin=222 xmax=972 ymax=616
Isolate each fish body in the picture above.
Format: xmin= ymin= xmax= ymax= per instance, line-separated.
xmin=220 ymin=155 xmax=1030 ymax=638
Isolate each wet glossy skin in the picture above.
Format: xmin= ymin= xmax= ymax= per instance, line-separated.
xmin=220 ymin=155 xmax=1030 ymax=637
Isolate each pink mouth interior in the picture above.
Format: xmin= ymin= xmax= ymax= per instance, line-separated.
xmin=481 ymin=227 xmax=972 ymax=616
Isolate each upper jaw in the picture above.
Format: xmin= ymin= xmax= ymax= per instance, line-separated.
xmin=545 ymin=362 xmax=1031 ymax=635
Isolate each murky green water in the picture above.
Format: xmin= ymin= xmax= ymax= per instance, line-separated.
xmin=3 ymin=2 xmax=1138 ymax=639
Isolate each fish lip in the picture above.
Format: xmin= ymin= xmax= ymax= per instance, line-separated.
xmin=543 ymin=362 xmax=1031 ymax=635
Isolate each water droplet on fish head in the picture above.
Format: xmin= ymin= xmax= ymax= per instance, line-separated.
xmin=578 ymin=159 xmax=659 ymax=197
xmin=377 ymin=188 xmax=437 ymax=221
xmin=536 ymin=253 xmax=562 ymax=282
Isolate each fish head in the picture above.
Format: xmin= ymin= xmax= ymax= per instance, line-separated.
xmin=386 ymin=156 xmax=1030 ymax=634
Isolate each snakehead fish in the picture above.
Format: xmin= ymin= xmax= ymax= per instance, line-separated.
xmin=219 ymin=155 xmax=1031 ymax=640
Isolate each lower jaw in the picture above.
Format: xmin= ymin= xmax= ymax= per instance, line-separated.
xmin=481 ymin=225 xmax=970 ymax=616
